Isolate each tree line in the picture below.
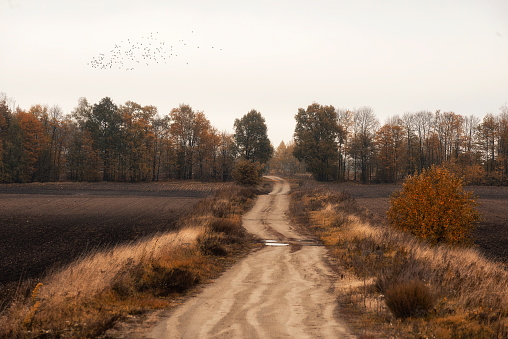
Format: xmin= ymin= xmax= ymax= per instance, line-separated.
xmin=0 ymin=94 xmax=272 ymax=183
xmin=290 ymin=102 xmax=508 ymax=184
xmin=3 ymin=93 xmax=507 ymax=185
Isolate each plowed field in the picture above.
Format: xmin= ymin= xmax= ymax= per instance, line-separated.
xmin=0 ymin=182 xmax=229 ymax=286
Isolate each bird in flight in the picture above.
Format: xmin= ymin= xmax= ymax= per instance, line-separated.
xmin=88 ymin=30 xmax=223 ymax=70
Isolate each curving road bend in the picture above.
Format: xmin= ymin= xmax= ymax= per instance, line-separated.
xmin=148 ymin=176 xmax=354 ymax=338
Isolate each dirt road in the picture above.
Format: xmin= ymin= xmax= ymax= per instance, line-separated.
xmin=147 ymin=176 xmax=353 ymax=338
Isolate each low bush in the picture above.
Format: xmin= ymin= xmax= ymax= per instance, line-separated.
xmin=387 ymin=165 xmax=480 ymax=245
xmin=384 ymin=280 xmax=436 ymax=319
xmin=232 ymin=160 xmax=261 ymax=186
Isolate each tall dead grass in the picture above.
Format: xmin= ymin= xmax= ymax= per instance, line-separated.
xmin=0 ymin=184 xmax=261 ymax=338
xmin=43 ymin=228 xmax=202 ymax=304
xmin=291 ymin=187 xmax=508 ymax=338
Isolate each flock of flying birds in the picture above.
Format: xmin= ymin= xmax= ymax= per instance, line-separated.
xmin=87 ymin=31 xmax=222 ymax=71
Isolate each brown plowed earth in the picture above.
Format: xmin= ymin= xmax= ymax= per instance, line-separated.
xmin=0 ymin=182 xmax=228 ymax=286
xmin=139 ymin=176 xmax=354 ymax=339
xmin=307 ymin=181 xmax=508 ymax=264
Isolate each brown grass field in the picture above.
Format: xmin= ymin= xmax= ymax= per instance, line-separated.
xmin=290 ymin=182 xmax=508 ymax=337
xmin=304 ymin=181 xmax=508 ymax=264
xmin=0 ymin=181 xmax=231 ymax=286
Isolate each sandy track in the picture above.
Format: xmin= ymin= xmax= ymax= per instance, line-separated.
xmin=147 ymin=176 xmax=353 ymax=338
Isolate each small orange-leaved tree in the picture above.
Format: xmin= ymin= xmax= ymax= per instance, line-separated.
xmin=387 ymin=165 xmax=480 ymax=245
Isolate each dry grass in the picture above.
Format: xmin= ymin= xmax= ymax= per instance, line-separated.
xmin=290 ymin=187 xmax=508 ymax=338
xmin=0 ymin=183 xmax=262 ymax=338
xmin=384 ymin=280 xmax=436 ymax=319
xmin=44 ymin=228 xmax=202 ymax=302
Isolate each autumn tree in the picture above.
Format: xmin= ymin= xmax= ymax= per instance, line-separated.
xmin=26 ymin=104 xmax=69 ymax=181
xmin=66 ymin=125 xmax=102 ymax=181
xmin=91 ymin=97 xmax=123 ymax=180
xmin=169 ymin=104 xmax=196 ymax=179
xmin=192 ymin=112 xmax=220 ymax=180
xmin=233 ymin=109 xmax=273 ymax=166
xmin=387 ymin=165 xmax=479 ymax=245
xmin=477 ymin=114 xmax=498 ymax=180
xmin=15 ymin=109 xmax=49 ymax=181
xmin=68 ymin=98 xmax=102 ymax=181
xmin=374 ymin=117 xmax=405 ymax=182
xmin=216 ymin=132 xmax=236 ymax=181
xmin=268 ymin=141 xmax=305 ymax=176
xmin=119 ymin=101 xmax=156 ymax=181
xmin=498 ymin=107 xmax=508 ymax=183
xmin=46 ymin=106 xmax=69 ymax=181
xmin=462 ymin=115 xmax=480 ymax=165
xmin=402 ymin=112 xmax=417 ymax=175
xmin=69 ymin=97 xmax=125 ymax=181
xmin=413 ymin=110 xmax=433 ymax=171
xmin=349 ymin=107 xmax=378 ymax=182
xmin=0 ymin=99 xmax=28 ymax=182
xmin=151 ymin=115 xmax=170 ymax=181
xmin=0 ymin=95 xmax=11 ymax=182
xmin=337 ymin=108 xmax=353 ymax=180
xmin=433 ymin=111 xmax=464 ymax=163
xmin=0 ymin=95 xmax=8 ymax=181
xmin=293 ymin=103 xmax=342 ymax=181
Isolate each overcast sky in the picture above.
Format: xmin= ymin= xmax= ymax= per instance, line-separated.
xmin=1 ymin=0 xmax=507 ymax=145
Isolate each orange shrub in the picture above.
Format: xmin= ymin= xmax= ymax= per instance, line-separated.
xmin=387 ymin=166 xmax=479 ymax=245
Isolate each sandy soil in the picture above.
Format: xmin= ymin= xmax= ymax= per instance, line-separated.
xmin=141 ymin=177 xmax=354 ymax=339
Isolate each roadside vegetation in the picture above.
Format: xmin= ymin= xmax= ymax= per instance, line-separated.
xmin=290 ymin=179 xmax=508 ymax=338
xmin=0 ymin=183 xmax=269 ymax=338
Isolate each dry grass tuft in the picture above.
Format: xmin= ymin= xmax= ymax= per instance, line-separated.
xmin=384 ymin=280 xmax=436 ymax=319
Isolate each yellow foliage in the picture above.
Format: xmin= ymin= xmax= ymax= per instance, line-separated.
xmin=387 ymin=165 xmax=480 ymax=245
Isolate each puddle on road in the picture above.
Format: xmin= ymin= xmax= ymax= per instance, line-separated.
xmin=263 ymin=240 xmax=289 ymax=246
xmin=259 ymin=239 xmax=323 ymax=247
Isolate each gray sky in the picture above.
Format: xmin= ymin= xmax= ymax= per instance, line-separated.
xmin=1 ymin=0 xmax=507 ymax=145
